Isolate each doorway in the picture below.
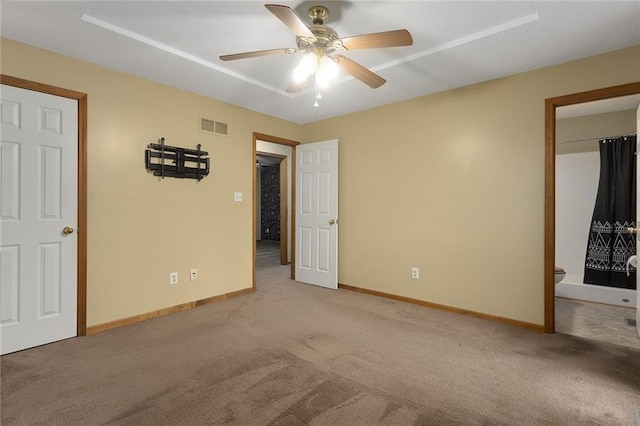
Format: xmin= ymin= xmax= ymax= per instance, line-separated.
xmin=554 ymin=93 xmax=640 ymax=348
xmin=544 ymin=81 xmax=640 ymax=337
xmin=256 ymin=151 xmax=288 ymax=265
xmin=252 ymin=133 xmax=299 ymax=290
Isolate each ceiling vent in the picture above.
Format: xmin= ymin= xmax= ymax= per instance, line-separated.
xmin=200 ymin=117 xmax=228 ymax=136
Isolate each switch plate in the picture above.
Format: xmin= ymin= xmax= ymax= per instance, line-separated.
xmin=170 ymin=272 xmax=178 ymax=285
xmin=411 ymin=267 xmax=419 ymax=280
xmin=190 ymin=268 xmax=198 ymax=281
xmin=234 ymin=192 xmax=243 ymax=202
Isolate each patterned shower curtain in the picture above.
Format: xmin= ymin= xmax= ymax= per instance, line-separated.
xmin=584 ymin=135 xmax=637 ymax=289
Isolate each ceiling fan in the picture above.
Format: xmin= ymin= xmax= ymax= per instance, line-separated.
xmin=220 ymin=4 xmax=413 ymax=105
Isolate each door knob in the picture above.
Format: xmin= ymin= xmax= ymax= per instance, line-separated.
xmin=329 ymin=219 xmax=339 ymax=226
xmin=62 ymin=226 xmax=74 ymax=235
xmin=628 ymin=227 xmax=640 ymax=234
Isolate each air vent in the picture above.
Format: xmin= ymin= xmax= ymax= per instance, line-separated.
xmin=200 ymin=117 xmax=228 ymax=136
xmin=214 ymin=121 xmax=228 ymax=135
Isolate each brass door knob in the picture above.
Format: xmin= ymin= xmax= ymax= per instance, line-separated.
xmin=329 ymin=219 xmax=335 ymax=225
xmin=628 ymin=227 xmax=640 ymax=234
xmin=63 ymin=226 xmax=74 ymax=235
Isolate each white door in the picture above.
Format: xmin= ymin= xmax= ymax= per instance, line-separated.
xmin=637 ymin=100 xmax=640 ymax=338
xmin=296 ymin=139 xmax=338 ymax=289
xmin=0 ymin=84 xmax=78 ymax=355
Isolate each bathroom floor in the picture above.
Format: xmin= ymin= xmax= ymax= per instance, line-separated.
xmin=555 ymin=297 xmax=640 ymax=350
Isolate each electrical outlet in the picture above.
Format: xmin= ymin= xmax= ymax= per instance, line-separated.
xmin=234 ymin=192 xmax=243 ymax=202
xmin=411 ymin=267 xmax=420 ymax=280
xmin=170 ymin=272 xmax=178 ymax=285
xmin=190 ymin=268 xmax=198 ymax=281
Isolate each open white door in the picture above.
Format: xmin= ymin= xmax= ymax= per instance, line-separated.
xmin=296 ymin=139 xmax=338 ymax=289
xmin=0 ymin=84 xmax=78 ymax=354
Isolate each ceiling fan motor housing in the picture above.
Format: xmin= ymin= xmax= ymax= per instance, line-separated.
xmin=297 ymin=24 xmax=344 ymax=55
xmin=296 ymin=5 xmax=345 ymax=56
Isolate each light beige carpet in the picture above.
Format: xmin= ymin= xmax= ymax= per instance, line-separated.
xmin=2 ymin=262 xmax=639 ymax=425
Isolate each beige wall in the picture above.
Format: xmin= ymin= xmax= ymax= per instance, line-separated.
xmin=556 ymin=109 xmax=636 ymax=154
xmin=2 ymin=36 xmax=639 ymax=329
xmin=1 ymin=39 xmax=303 ymax=327
xmin=302 ymin=45 xmax=640 ymax=325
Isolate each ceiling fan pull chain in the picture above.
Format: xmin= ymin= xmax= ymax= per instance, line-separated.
xmin=314 ymin=83 xmax=320 ymax=108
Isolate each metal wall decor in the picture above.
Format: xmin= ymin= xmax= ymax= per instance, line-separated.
xmin=145 ymin=137 xmax=210 ymax=181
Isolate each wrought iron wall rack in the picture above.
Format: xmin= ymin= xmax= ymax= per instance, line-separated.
xmin=145 ymin=137 xmax=209 ymax=181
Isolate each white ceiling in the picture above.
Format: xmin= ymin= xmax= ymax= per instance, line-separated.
xmin=2 ymin=1 xmax=639 ymax=124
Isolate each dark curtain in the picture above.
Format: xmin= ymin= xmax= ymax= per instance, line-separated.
xmin=584 ymin=135 xmax=637 ymax=289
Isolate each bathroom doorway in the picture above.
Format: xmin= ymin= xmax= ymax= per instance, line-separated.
xmin=545 ymin=82 xmax=640 ymax=345
xmin=554 ymin=92 xmax=640 ymax=349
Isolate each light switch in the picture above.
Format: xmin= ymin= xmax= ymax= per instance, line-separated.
xmin=234 ymin=192 xmax=243 ymax=202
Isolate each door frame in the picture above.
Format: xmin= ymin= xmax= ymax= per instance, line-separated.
xmin=544 ymin=81 xmax=640 ymax=333
xmin=1 ymin=74 xmax=88 ymax=336
xmin=256 ymin=151 xmax=288 ymax=265
xmin=252 ymin=133 xmax=299 ymax=289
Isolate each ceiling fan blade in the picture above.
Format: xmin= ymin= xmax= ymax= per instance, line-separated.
xmin=340 ymin=29 xmax=413 ymax=50
xmin=334 ymin=55 xmax=386 ymax=89
xmin=265 ymin=4 xmax=315 ymax=38
xmin=219 ymin=48 xmax=295 ymax=61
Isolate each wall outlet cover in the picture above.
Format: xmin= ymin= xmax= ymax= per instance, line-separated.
xmin=411 ymin=267 xmax=420 ymax=279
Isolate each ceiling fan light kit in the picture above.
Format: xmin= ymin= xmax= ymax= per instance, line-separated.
xmin=315 ymin=56 xmax=339 ymax=88
xmin=292 ymin=52 xmax=318 ymax=83
xmin=219 ymin=3 xmax=413 ymax=107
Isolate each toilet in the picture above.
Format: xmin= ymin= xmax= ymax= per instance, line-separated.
xmin=554 ymin=267 xmax=566 ymax=284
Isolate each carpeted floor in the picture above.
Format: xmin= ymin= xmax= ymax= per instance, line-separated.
xmin=1 ymin=259 xmax=639 ymax=425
